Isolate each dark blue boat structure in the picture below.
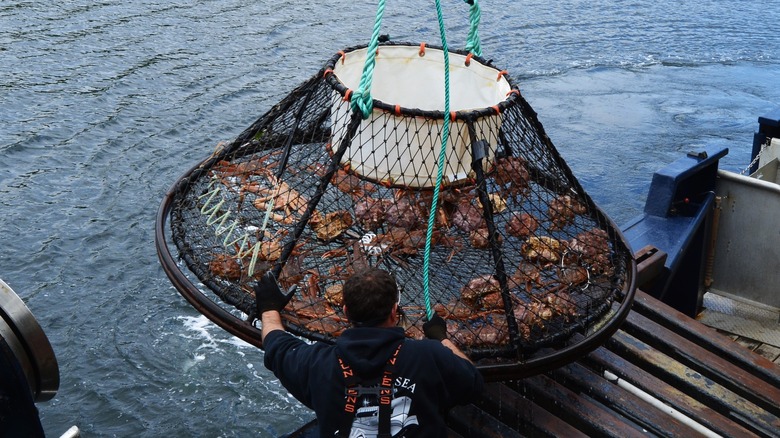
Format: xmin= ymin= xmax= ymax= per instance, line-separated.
xmin=289 ymin=112 xmax=780 ymax=437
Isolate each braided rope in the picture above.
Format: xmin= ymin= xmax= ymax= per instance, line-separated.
xmin=464 ymin=0 xmax=482 ymax=57
xmin=421 ymin=0 xmax=452 ymax=319
xmin=351 ymin=0 xmax=386 ymax=119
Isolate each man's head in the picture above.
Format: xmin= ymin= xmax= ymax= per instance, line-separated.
xmin=342 ymin=267 xmax=399 ymax=327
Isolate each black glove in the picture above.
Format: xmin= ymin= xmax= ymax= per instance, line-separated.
xmin=254 ymin=271 xmax=295 ymax=316
xmin=423 ymin=314 xmax=447 ymax=341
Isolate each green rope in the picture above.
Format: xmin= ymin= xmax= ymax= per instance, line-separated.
xmin=352 ymin=0 xmax=482 ymax=318
xmin=421 ymin=0 xmax=452 ymax=320
xmin=351 ymin=0 xmax=387 ymax=119
xmin=464 ymin=0 xmax=482 ymax=57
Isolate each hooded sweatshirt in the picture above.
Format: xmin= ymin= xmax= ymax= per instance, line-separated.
xmin=263 ymin=326 xmax=484 ymax=437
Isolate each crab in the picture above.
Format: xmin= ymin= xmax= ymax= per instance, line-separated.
xmin=477 ymin=193 xmax=508 ymax=214
xmin=372 ymin=228 xmax=460 ymax=260
xmin=249 ymin=171 xmax=310 ymax=224
xmin=322 ymin=240 xmax=371 ymax=278
xmin=480 ymin=291 xmax=506 ymax=310
xmin=309 ymin=210 xmax=353 ymax=241
xmin=540 ymin=291 xmax=578 ymax=321
xmin=419 ymin=191 xmax=455 ymax=229
xmin=434 ymin=300 xmax=474 ymax=320
xmin=308 ymin=163 xmax=377 ymax=198
xmin=282 ymin=270 xmax=336 ymax=320
xmin=491 ymin=156 xmax=531 ymax=197
xmin=257 ymin=235 xmax=284 ymax=261
xmin=353 ymin=197 xmax=392 ymax=231
xmin=278 ymin=253 xmax=306 ymax=290
xmin=506 ymin=212 xmax=540 ymax=238
xmin=330 ymin=168 xmax=377 ymax=198
xmin=461 ymin=312 xmax=525 ymax=344
xmin=469 ymin=228 xmax=502 ymax=249
xmin=460 ymin=275 xmax=502 ymax=309
xmin=448 ymin=321 xmax=477 ymax=347
xmin=452 ymin=194 xmax=486 ymax=233
xmin=404 ymin=322 xmax=426 ymax=341
xmin=304 ymin=315 xmax=350 ymax=337
xmin=522 ymin=236 xmax=565 ymax=264
xmin=210 ymin=149 xmax=283 ymax=181
xmin=209 ymin=246 xmax=273 ymax=281
xmin=547 ymin=194 xmax=587 ymax=230
xmin=470 ymin=316 xmax=511 ymax=346
xmin=209 ymin=253 xmax=244 ymax=281
xmin=511 ymin=302 xmax=537 ymax=338
xmin=568 ymin=228 xmax=613 ymax=275
xmin=324 ymin=283 xmax=344 ymax=307
xmin=509 ymin=261 xmax=543 ymax=292
xmin=385 ymin=191 xmax=424 ymax=229
xmin=557 ymin=265 xmax=589 ymax=286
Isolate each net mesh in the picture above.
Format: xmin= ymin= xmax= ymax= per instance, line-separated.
xmin=168 ymin=43 xmax=632 ymax=359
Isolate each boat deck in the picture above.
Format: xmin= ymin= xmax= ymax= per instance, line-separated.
xmin=699 ymin=292 xmax=780 ymax=365
xmin=444 ymin=289 xmax=780 ymax=438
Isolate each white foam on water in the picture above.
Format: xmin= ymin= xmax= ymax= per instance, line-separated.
xmin=176 ymin=314 xmax=256 ymax=358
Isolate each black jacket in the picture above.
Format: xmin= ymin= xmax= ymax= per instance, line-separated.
xmin=263 ymin=326 xmax=484 ymax=437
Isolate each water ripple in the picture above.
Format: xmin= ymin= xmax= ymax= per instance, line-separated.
xmin=0 ymin=1 xmax=778 ymax=436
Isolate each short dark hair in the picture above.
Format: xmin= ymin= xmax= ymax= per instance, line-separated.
xmin=342 ymin=267 xmax=399 ymax=327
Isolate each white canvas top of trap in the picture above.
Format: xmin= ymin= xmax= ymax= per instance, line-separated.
xmin=331 ymin=45 xmax=512 ymax=188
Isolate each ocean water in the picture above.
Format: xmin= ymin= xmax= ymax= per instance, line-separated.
xmin=1 ymin=1 xmax=778 ymax=436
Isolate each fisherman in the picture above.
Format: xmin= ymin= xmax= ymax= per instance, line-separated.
xmin=255 ymin=266 xmax=484 ymax=437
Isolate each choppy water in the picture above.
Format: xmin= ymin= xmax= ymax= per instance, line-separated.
xmin=1 ymin=1 xmax=778 ymax=436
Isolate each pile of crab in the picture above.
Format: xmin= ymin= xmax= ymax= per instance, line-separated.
xmin=203 ymin=150 xmax=618 ymax=351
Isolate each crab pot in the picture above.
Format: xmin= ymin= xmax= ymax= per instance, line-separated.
xmin=156 ymin=42 xmax=636 ymax=378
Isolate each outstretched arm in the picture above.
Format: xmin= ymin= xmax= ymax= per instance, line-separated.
xmin=261 ymin=310 xmax=285 ymax=342
xmin=441 ymin=338 xmax=473 ymax=363
xmin=254 ymin=271 xmax=294 ymax=343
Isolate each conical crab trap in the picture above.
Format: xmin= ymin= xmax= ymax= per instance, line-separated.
xmin=156 ymin=42 xmax=636 ymax=378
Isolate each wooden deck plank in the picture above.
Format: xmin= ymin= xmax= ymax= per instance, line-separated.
xmin=510 ymin=374 xmax=649 ymax=438
xmin=547 ymin=359 xmax=703 ymax=437
xmin=585 ymin=339 xmax=761 ymax=438
xmin=606 ymin=330 xmax=780 ymax=437
xmin=446 ymin=404 xmax=522 ymax=438
xmin=623 ymin=307 xmax=780 ymax=417
xmin=476 ymin=382 xmax=587 ymax=437
xmin=632 ymin=290 xmax=780 ymax=387
xmin=754 ymin=344 xmax=780 ymax=362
